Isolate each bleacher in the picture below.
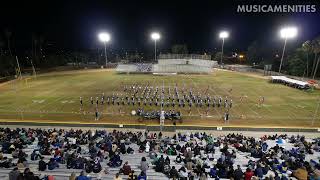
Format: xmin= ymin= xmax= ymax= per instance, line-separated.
xmin=153 ymin=64 xmax=212 ymax=74
xmin=1 ymin=129 xmax=320 ymax=180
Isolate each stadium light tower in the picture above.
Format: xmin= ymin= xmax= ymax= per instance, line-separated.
xmin=151 ymin=32 xmax=160 ymax=61
xmin=278 ymin=27 xmax=297 ymax=73
xmin=98 ymin=32 xmax=111 ymax=67
xmin=219 ymin=31 xmax=229 ymax=65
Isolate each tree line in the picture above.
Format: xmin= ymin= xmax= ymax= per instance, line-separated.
xmin=245 ymin=36 xmax=320 ymax=79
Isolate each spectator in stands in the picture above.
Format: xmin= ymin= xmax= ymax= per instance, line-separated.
xmin=137 ymin=171 xmax=147 ymax=180
xmin=120 ymin=161 xmax=131 ymax=175
xmin=47 ymin=158 xmax=59 ymax=170
xmin=175 ymin=153 xmax=182 ymax=164
xmin=114 ymin=173 xmax=122 ymax=180
xmin=169 ymin=166 xmax=179 ymax=179
xmin=163 ymin=162 xmax=171 ymax=175
xmin=108 ymin=153 xmax=122 ymax=167
xmin=139 ymin=157 xmax=149 ymax=174
xmin=128 ymin=170 xmax=137 ymax=180
xmin=178 ymin=166 xmax=188 ymax=180
xmin=244 ymin=168 xmax=254 ymax=180
xmin=126 ymin=146 xmax=134 ymax=154
xmin=293 ymin=166 xmax=308 ymax=180
xmin=76 ymin=171 xmax=90 ymax=180
xmin=16 ymin=158 xmax=25 ymax=169
xmin=31 ymin=150 xmax=41 ymax=161
xmin=85 ymin=160 xmax=93 ymax=173
xmin=234 ymin=165 xmax=243 ymax=180
xmin=23 ymin=168 xmax=39 ymax=180
xmin=69 ymin=172 xmax=76 ymax=180
xmin=38 ymin=157 xmax=47 ymax=171
xmin=0 ymin=157 xmax=13 ymax=168
xmin=1 ymin=128 xmax=320 ymax=180
xmin=9 ymin=167 xmax=19 ymax=180
xmin=255 ymin=164 xmax=264 ymax=178
xmin=209 ymin=166 xmax=217 ymax=178
xmin=92 ymin=160 xmax=102 ymax=173
xmin=165 ymin=156 xmax=170 ymax=165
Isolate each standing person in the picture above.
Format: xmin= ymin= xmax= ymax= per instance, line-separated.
xmin=80 ymin=97 xmax=83 ymax=106
xmin=95 ymin=108 xmax=99 ymax=121
xmin=96 ymin=97 xmax=99 ymax=106
xmin=90 ymin=97 xmax=93 ymax=105
xmin=101 ymin=93 xmax=105 ymax=105
xmin=224 ymin=111 xmax=229 ymax=122
xmin=139 ymin=157 xmax=149 ymax=174
xmin=261 ymin=96 xmax=265 ymax=105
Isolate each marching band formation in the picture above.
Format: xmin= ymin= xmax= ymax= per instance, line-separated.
xmin=80 ymin=83 xmax=233 ymax=121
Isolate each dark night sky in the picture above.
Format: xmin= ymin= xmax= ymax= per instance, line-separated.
xmin=0 ymin=0 xmax=320 ymax=53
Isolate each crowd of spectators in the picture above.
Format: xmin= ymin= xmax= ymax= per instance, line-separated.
xmin=0 ymin=127 xmax=320 ymax=180
xmin=136 ymin=63 xmax=153 ymax=72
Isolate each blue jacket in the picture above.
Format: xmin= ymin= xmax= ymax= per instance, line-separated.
xmin=255 ymin=167 xmax=264 ymax=178
xmin=137 ymin=175 xmax=147 ymax=180
xmin=76 ymin=175 xmax=91 ymax=180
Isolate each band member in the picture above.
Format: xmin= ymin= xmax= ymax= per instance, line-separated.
xmin=107 ymin=96 xmax=110 ymax=105
xmin=218 ymin=97 xmax=222 ymax=107
xmin=224 ymin=111 xmax=229 ymax=121
xmin=95 ymin=108 xmax=99 ymax=121
xmin=101 ymin=93 xmax=105 ymax=104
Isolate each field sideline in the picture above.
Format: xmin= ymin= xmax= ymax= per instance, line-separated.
xmin=0 ymin=69 xmax=319 ymax=128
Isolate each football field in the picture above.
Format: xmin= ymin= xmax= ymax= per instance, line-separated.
xmin=0 ymin=69 xmax=319 ymax=128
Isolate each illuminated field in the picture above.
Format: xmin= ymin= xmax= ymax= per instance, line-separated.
xmin=0 ymin=69 xmax=319 ymax=128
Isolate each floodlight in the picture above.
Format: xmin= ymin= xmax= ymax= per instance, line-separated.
xmin=98 ymin=33 xmax=110 ymax=42
xmin=280 ymin=27 xmax=297 ymax=39
xmin=151 ymin=32 xmax=160 ymax=40
xmin=219 ymin=31 xmax=229 ymax=39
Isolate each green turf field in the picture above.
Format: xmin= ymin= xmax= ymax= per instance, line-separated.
xmin=0 ymin=69 xmax=319 ymax=128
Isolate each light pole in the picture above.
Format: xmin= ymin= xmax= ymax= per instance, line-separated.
xmin=219 ymin=31 xmax=229 ymax=65
xmin=279 ymin=27 xmax=297 ymax=73
xmin=98 ymin=33 xmax=110 ymax=67
xmin=151 ymin=32 xmax=160 ymax=62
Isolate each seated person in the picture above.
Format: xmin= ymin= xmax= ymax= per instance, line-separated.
xmin=107 ymin=153 xmax=122 ymax=167
xmin=163 ymin=162 xmax=171 ymax=175
xmin=47 ymin=158 xmax=59 ymax=170
xmin=38 ymin=157 xmax=47 ymax=171
xmin=0 ymin=157 xmax=14 ymax=168
xmin=169 ymin=166 xmax=179 ymax=179
xmin=92 ymin=160 xmax=102 ymax=173
xmin=85 ymin=161 xmax=93 ymax=173
xmin=179 ymin=167 xmax=188 ymax=180
xmin=120 ymin=161 xmax=132 ymax=175
xmin=127 ymin=146 xmax=134 ymax=154
xmin=175 ymin=154 xmax=182 ymax=164
xmin=137 ymin=171 xmax=147 ymax=180
xmin=128 ymin=170 xmax=137 ymax=180
xmin=31 ymin=150 xmax=42 ymax=161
